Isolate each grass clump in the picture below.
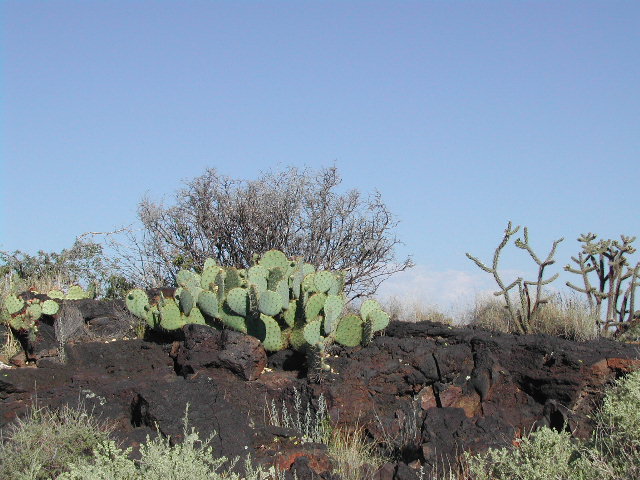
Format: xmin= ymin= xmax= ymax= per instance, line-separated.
xmin=467 ymin=291 xmax=599 ymax=341
xmin=0 ymin=401 xmax=114 ymax=480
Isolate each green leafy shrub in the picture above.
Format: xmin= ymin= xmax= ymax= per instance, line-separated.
xmin=0 ymin=402 xmax=113 ymax=480
xmin=59 ymin=406 xmax=282 ymax=480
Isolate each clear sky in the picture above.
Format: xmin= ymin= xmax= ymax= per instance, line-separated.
xmin=2 ymin=1 xmax=639 ymax=311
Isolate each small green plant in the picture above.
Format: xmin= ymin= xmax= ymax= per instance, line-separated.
xmin=266 ymin=387 xmax=331 ymax=444
xmin=0 ymin=401 xmax=114 ymax=480
xmin=466 ymin=221 xmax=564 ymax=334
xmin=59 ymin=404 xmax=286 ymax=480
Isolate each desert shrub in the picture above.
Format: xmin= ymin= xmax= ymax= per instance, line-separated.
xmin=0 ymin=239 xmax=118 ymax=298
xmin=586 ymin=369 xmax=640 ymax=478
xmin=466 ymin=426 xmax=594 ymax=480
xmin=462 ymin=369 xmax=640 ymax=480
xmin=59 ymin=405 xmax=284 ymax=480
xmin=0 ymin=402 xmax=113 ymax=480
xmin=125 ymin=166 xmax=412 ymax=299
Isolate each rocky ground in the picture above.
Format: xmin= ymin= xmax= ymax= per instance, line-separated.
xmin=1 ymin=299 xmax=639 ymax=479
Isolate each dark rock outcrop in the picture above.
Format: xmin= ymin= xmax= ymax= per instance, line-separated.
xmin=1 ymin=301 xmax=639 ymax=478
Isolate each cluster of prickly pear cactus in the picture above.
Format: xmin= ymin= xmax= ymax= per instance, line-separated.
xmin=46 ymin=284 xmax=96 ymax=300
xmin=2 ymin=292 xmax=61 ymax=340
xmin=123 ymin=250 xmax=391 ymax=378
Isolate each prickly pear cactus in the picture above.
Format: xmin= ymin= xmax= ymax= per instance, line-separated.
xmin=121 ymin=249 xmax=391 ymax=379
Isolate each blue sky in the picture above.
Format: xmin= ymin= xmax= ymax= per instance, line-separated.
xmin=2 ymin=1 xmax=639 ymax=310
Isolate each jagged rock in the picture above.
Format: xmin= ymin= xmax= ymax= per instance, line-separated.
xmin=173 ymin=323 xmax=267 ymax=381
xmin=1 ymin=312 xmax=640 ymax=477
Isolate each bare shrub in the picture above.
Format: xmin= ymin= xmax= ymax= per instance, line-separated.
xmin=127 ymin=166 xmax=412 ymax=300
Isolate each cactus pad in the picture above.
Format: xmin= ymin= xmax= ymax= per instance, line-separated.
xmin=201 ymin=265 xmax=222 ymax=290
xmin=41 ymin=299 xmax=60 ymax=316
xmin=159 ymin=299 xmax=184 ymax=330
xmin=303 ymin=318 xmax=322 ymax=345
xmin=258 ymin=290 xmax=283 ymax=316
xmin=26 ymin=302 xmax=43 ymax=321
xmin=203 ymin=257 xmax=217 ymax=270
xmin=66 ymin=285 xmax=88 ymax=300
xmin=259 ymin=314 xmax=285 ymax=351
xmin=369 ymin=309 xmax=390 ymax=332
xmin=323 ymin=294 xmax=344 ymax=334
xmin=314 ymin=271 xmax=336 ymax=293
xmin=197 ymin=290 xmax=219 ymax=318
xmin=226 ymin=287 xmax=249 ymax=316
xmin=126 ymin=289 xmax=150 ymax=319
xmin=178 ymin=288 xmax=194 ymax=315
xmin=335 ymin=314 xmax=363 ymax=347
xmin=4 ymin=294 xmax=25 ymax=315
xmin=218 ymin=303 xmax=248 ymax=333
xmin=360 ymin=299 xmax=382 ymax=320
xmin=305 ymin=293 xmax=327 ymax=320
xmin=258 ymin=249 xmax=289 ymax=271
xmin=224 ymin=268 xmax=242 ymax=291
xmin=186 ymin=306 xmax=206 ymax=325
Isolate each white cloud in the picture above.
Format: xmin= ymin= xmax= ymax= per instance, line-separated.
xmin=375 ymin=264 xmax=528 ymax=315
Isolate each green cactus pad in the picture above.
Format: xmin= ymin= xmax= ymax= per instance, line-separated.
xmin=283 ymin=300 xmax=298 ymax=328
xmin=328 ymin=271 xmax=345 ymax=296
xmin=218 ymin=303 xmax=247 ymax=332
xmin=186 ymin=306 xmax=206 ymax=325
xmin=302 ymin=263 xmax=316 ymax=276
xmin=302 ymin=273 xmax=316 ymax=293
xmin=201 ymin=265 xmax=222 ymax=290
xmin=203 ymin=258 xmax=218 ymax=270
xmin=248 ymin=265 xmax=269 ymax=284
xmin=9 ymin=315 xmax=33 ymax=331
xmin=47 ymin=289 xmax=65 ymax=300
xmin=360 ymin=299 xmax=382 ymax=320
xmin=144 ymin=304 xmax=160 ymax=328
xmin=289 ymin=327 xmax=308 ymax=351
xmin=224 ymin=268 xmax=242 ymax=291
xmin=335 ymin=314 xmax=363 ymax=347
xmin=323 ymin=295 xmax=344 ymax=334
xmin=303 ymin=318 xmax=322 ymax=345
xmin=178 ymin=288 xmax=194 ymax=315
xmin=66 ymin=285 xmax=88 ymax=300
xmin=41 ymin=299 xmax=60 ymax=316
xmin=177 ymin=269 xmax=196 ymax=288
xmin=276 ymin=280 xmax=290 ymax=308
xmin=159 ymin=299 xmax=184 ymax=330
xmin=362 ymin=317 xmax=374 ymax=346
xmin=258 ymin=290 xmax=283 ymax=316
xmin=197 ymin=290 xmax=219 ymax=318
xmin=214 ymin=271 xmax=226 ymax=302
xmin=369 ymin=309 xmax=390 ymax=332
xmin=26 ymin=302 xmax=43 ymax=321
xmin=249 ymin=276 xmax=268 ymax=294
xmin=258 ymin=249 xmax=290 ymax=271
xmin=4 ymin=294 xmax=25 ymax=315
xmin=126 ymin=289 xmax=150 ymax=319
xmin=314 ymin=271 xmax=336 ymax=293
xmin=267 ymin=267 xmax=285 ymax=290
xmin=305 ymin=293 xmax=327 ymax=321
xmin=226 ymin=287 xmax=249 ymax=316
xmin=259 ymin=314 xmax=285 ymax=351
